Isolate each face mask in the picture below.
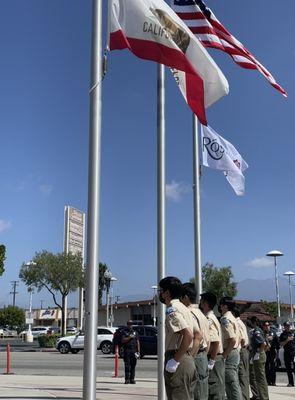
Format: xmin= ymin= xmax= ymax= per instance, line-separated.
xmin=159 ymin=293 xmax=166 ymax=304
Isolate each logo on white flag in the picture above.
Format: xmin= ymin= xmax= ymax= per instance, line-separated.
xmin=202 ymin=136 xmax=225 ymax=160
xmin=201 ymin=125 xmax=249 ymax=196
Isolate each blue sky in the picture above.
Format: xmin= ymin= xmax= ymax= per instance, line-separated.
xmin=0 ymin=0 xmax=294 ymax=309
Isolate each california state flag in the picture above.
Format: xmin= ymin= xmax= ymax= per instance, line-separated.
xmin=108 ymin=0 xmax=229 ymax=125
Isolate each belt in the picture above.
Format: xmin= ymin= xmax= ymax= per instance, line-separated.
xmin=165 ymin=349 xmax=192 ymax=357
xmin=208 ymin=353 xmax=223 ymax=358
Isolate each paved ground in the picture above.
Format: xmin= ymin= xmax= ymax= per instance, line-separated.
xmin=0 ymin=350 xmax=157 ymax=378
xmin=0 ymin=344 xmax=293 ymax=399
xmin=0 ymin=374 xmax=294 ymax=400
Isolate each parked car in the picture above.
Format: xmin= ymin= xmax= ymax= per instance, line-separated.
xmin=0 ymin=328 xmax=17 ymax=338
xmin=48 ymin=327 xmax=61 ymax=335
xmin=56 ymin=326 xmax=117 ymax=354
xmin=19 ymin=326 xmax=50 ymax=339
xmin=66 ymin=326 xmax=77 ymax=334
xmin=113 ymin=325 xmax=157 ymax=358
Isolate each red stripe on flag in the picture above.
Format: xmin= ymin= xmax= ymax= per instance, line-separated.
xmin=176 ymin=12 xmax=206 ymax=20
xmin=109 ymin=30 xmax=207 ymax=124
xmin=190 ymin=26 xmax=218 ymax=36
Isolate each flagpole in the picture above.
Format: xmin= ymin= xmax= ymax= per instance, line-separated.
xmin=157 ymin=63 xmax=166 ymax=400
xmin=82 ymin=0 xmax=102 ymax=398
xmin=192 ymin=115 xmax=202 ymax=300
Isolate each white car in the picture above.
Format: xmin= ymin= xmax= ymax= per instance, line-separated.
xmin=56 ymin=327 xmax=117 ymax=354
xmin=19 ymin=326 xmax=50 ymax=339
xmin=66 ymin=326 xmax=77 ymax=334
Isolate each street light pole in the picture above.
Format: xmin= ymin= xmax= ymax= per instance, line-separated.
xmin=284 ymin=271 xmax=295 ymax=323
xmin=110 ymin=277 xmax=117 ymax=328
xmin=151 ymin=285 xmax=157 ymax=327
xmin=267 ymin=250 xmax=283 ymax=324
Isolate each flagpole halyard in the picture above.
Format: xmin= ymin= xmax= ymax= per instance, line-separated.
xmin=82 ymin=0 xmax=103 ymax=398
xmin=157 ymin=63 xmax=166 ymax=400
xmin=192 ymin=115 xmax=202 ymax=300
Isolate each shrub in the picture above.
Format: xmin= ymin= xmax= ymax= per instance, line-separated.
xmin=38 ymin=334 xmax=60 ymax=348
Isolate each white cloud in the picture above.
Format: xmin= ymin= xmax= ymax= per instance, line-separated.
xmin=245 ymin=257 xmax=273 ymax=269
xmin=39 ymin=184 xmax=53 ymax=196
xmin=0 ymin=220 xmax=11 ymax=233
xmin=166 ymin=180 xmax=191 ymax=202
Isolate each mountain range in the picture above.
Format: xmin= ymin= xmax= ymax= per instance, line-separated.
xmin=118 ymin=277 xmax=293 ymax=304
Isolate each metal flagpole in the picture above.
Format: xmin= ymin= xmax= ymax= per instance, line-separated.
xmin=192 ymin=115 xmax=202 ymax=300
xmin=82 ymin=0 xmax=102 ymax=398
xmin=274 ymin=256 xmax=281 ymax=320
xmin=157 ymin=63 xmax=166 ymax=400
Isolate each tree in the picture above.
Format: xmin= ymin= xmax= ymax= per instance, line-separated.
xmin=0 ymin=245 xmax=6 ymax=276
xmin=198 ymin=263 xmax=237 ymax=301
xmin=99 ymin=263 xmax=109 ymax=305
xmin=19 ymin=251 xmax=84 ymax=336
xmin=0 ymin=306 xmax=25 ymax=329
xmin=260 ymin=301 xmax=277 ymax=320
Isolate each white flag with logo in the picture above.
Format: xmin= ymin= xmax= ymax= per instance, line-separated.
xmin=201 ymin=125 xmax=249 ymax=196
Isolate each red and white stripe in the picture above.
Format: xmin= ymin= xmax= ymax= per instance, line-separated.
xmin=173 ymin=2 xmax=287 ymax=97
xmin=109 ymin=0 xmax=229 ymax=126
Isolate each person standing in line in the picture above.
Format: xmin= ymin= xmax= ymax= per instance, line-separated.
xmin=181 ymin=282 xmax=210 ymax=400
xmin=121 ymin=320 xmax=140 ymax=384
xmin=219 ymin=297 xmax=242 ymax=400
xmin=262 ymin=321 xmax=280 ymax=386
xmin=158 ymin=276 xmax=198 ymax=400
xmin=249 ymin=316 xmax=269 ymax=400
xmin=233 ymin=307 xmax=250 ymax=400
xmin=200 ymin=292 xmax=225 ymax=400
xmin=279 ymin=321 xmax=295 ymax=387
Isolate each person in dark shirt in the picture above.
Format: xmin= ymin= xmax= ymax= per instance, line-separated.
xmin=262 ymin=322 xmax=280 ymax=386
xmin=279 ymin=322 xmax=295 ymax=387
xmin=121 ymin=320 xmax=140 ymax=384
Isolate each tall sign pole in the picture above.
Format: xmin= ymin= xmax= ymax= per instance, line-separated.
xmin=82 ymin=0 xmax=102 ymax=398
xmin=157 ymin=63 xmax=166 ymax=400
xmin=192 ymin=116 xmax=202 ymax=300
xmin=64 ymin=206 xmax=86 ymax=331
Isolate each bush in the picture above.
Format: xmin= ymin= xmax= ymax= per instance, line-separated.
xmin=38 ymin=334 xmax=60 ymax=348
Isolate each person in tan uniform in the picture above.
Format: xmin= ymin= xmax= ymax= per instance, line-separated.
xmin=200 ymin=292 xmax=225 ymax=400
xmin=233 ymin=307 xmax=250 ymax=400
xmin=180 ymin=283 xmax=210 ymax=400
xmin=219 ymin=297 xmax=242 ymax=400
xmin=158 ymin=277 xmax=198 ymax=400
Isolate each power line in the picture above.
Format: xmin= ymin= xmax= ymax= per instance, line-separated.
xmin=10 ymin=281 xmax=19 ymax=307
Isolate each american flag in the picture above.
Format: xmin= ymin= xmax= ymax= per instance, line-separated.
xmin=173 ymin=0 xmax=287 ymax=97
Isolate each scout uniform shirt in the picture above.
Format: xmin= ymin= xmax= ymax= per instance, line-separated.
xmin=250 ymin=326 xmax=266 ymax=356
xmin=207 ymin=310 xmax=223 ymax=354
xmin=236 ymin=317 xmax=249 ymax=348
xmin=220 ymin=311 xmax=239 ymax=350
xmin=189 ymin=304 xmax=210 ymax=350
xmin=165 ymin=299 xmax=199 ymax=351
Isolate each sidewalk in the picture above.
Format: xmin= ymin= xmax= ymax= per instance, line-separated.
xmin=0 ymin=375 xmax=157 ymax=399
xmin=0 ymin=374 xmax=294 ymax=399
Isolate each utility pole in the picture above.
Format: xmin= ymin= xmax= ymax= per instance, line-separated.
xmin=10 ymin=281 xmax=19 ymax=307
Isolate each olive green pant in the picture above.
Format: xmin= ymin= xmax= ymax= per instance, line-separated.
xmin=225 ymin=348 xmax=242 ymax=400
xmin=194 ymin=351 xmax=209 ymax=400
xmin=249 ymin=351 xmax=269 ymax=400
xmin=208 ymin=354 xmax=225 ymax=400
xmin=164 ymin=352 xmax=197 ymax=400
xmin=238 ymin=348 xmax=250 ymax=400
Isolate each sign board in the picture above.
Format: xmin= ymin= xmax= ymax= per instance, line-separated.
xmin=64 ymin=206 xmax=85 ymax=256
xmin=26 ymin=318 xmax=34 ymax=324
xmin=39 ymin=309 xmax=58 ymax=320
